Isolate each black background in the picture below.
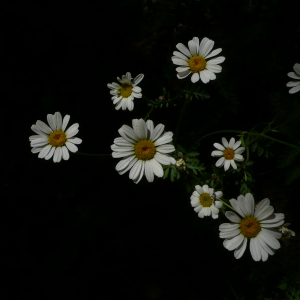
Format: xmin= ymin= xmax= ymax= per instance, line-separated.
xmin=2 ymin=0 xmax=300 ymax=299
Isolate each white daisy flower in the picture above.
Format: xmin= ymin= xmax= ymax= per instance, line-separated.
xmin=211 ymin=137 xmax=245 ymax=171
xmin=171 ymin=37 xmax=225 ymax=83
xmin=29 ymin=112 xmax=82 ymax=163
xmin=107 ymin=72 xmax=144 ymax=111
xmin=111 ymin=118 xmax=176 ymax=184
xmin=219 ymin=193 xmax=285 ymax=262
xmin=286 ymin=63 xmax=300 ymax=94
xmin=190 ymin=184 xmax=223 ymax=219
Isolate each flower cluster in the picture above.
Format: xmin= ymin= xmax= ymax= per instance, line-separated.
xmin=28 ymin=36 xmax=296 ymax=263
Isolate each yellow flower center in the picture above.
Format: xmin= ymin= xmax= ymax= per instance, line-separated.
xmin=240 ymin=217 xmax=261 ymax=238
xmin=120 ymin=83 xmax=132 ymax=98
xmin=223 ymin=148 xmax=235 ymax=160
xmin=188 ymin=55 xmax=207 ymax=73
xmin=48 ymin=130 xmax=67 ymax=147
xmin=199 ymin=193 xmax=213 ymax=207
xmin=134 ymin=140 xmax=156 ymax=160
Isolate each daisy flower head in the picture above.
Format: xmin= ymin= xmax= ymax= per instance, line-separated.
xmin=107 ymin=72 xmax=144 ymax=111
xmin=29 ymin=112 xmax=82 ymax=163
xmin=171 ymin=37 xmax=225 ymax=83
xmin=111 ymin=119 xmax=176 ymax=184
xmin=286 ymin=63 xmax=300 ymax=94
xmin=219 ymin=193 xmax=285 ymax=262
xmin=190 ymin=184 xmax=223 ymax=219
xmin=211 ymin=137 xmax=245 ymax=171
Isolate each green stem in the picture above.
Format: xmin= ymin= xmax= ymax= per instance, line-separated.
xmin=195 ymin=130 xmax=300 ymax=150
xmin=144 ymin=106 xmax=154 ymax=121
xmin=191 ymin=172 xmax=203 ymax=185
xmin=143 ymin=91 xmax=184 ymax=106
xmin=196 ymin=130 xmax=244 ymax=144
xmin=75 ymin=152 xmax=112 ymax=157
xmin=250 ymin=132 xmax=300 ymax=149
xmin=245 ymin=145 xmax=250 ymax=164
xmin=219 ymin=198 xmax=235 ymax=211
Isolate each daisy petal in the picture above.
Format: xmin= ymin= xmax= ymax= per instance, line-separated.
xmin=176 ymin=43 xmax=192 ymax=58
xmin=234 ymin=237 xmax=247 ymax=259
xmin=47 ymin=114 xmax=56 ymax=131
xmin=62 ymin=114 xmax=70 ymax=131
xmin=65 ymin=141 xmax=78 ymax=153
xmin=224 ymin=234 xmax=244 ymax=251
xmin=150 ymin=158 xmax=164 ymax=178
xmin=205 ymin=48 xmax=222 ymax=60
xmin=133 ymin=74 xmax=144 ymax=85
xmin=144 ymin=160 xmax=154 ymax=182
xmin=45 ymin=147 xmax=55 ymax=160
xmin=207 ymin=56 xmax=225 ymax=65
xmin=188 ymin=40 xmax=197 ymax=56
xmin=173 ymin=51 xmax=189 ymax=61
xmin=177 ymin=70 xmax=191 ymax=79
xmin=200 ymin=70 xmax=209 ymax=83
xmin=62 ymin=146 xmax=70 ymax=160
xmin=191 ymin=72 xmax=200 ymax=83
xmin=151 ymin=124 xmax=165 ymax=141
xmin=289 ymin=85 xmax=300 ymax=94
xmin=36 ymin=121 xmax=52 ymax=134
xmin=216 ymin=157 xmax=225 ymax=167
xmin=55 ymin=112 xmax=63 ymax=130
xmin=213 ymin=143 xmax=225 ymax=151
xmin=224 ymin=160 xmax=231 ymax=171
xmin=225 ymin=211 xmax=241 ymax=223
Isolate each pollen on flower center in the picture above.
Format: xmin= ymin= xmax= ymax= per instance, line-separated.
xmin=120 ymin=83 xmax=132 ymax=98
xmin=199 ymin=193 xmax=213 ymax=207
xmin=189 ymin=56 xmax=207 ymax=73
xmin=223 ymin=148 xmax=235 ymax=160
xmin=240 ymin=217 xmax=261 ymax=238
xmin=134 ymin=140 xmax=156 ymax=160
xmin=48 ymin=130 xmax=67 ymax=147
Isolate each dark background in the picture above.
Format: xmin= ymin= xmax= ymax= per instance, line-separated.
xmin=2 ymin=0 xmax=300 ymax=299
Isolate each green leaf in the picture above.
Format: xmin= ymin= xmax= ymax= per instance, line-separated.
xmin=187 ymin=151 xmax=200 ymax=157
xmin=163 ymin=167 xmax=170 ymax=179
xmin=170 ymin=168 xmax=177 ymax=182
xmin=251 ymin=142 xmax=258 ymax=152
xmin=257 ymin=146 xmax=264 ymax=157
xmin=278 ymin=283 xmax=288 ymax=291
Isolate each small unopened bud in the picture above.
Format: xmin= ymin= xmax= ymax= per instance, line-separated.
xmin=158 ymin=96 xmax=165 ymax=101
xmin=175 ymin=156 xmax=186 ymax=170
xmin=211 ymin=174 xmax=217 ymax=179
xmin=278 ymin=223 xmax=296 ymax=240
xmin=242 ymin=131 xmax=248 ymax=138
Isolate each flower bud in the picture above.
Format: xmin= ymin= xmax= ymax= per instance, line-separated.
xmin=278 ymin=223 xmax=296 ymax=240
xmin=242 ymin=131 xmax=248 ymax=138
xmin=175 ymin=156 xmax=186 ymax=170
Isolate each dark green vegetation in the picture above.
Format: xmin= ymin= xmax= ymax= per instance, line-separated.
xmin=2 ymin=0 xmax=300 ymax=299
